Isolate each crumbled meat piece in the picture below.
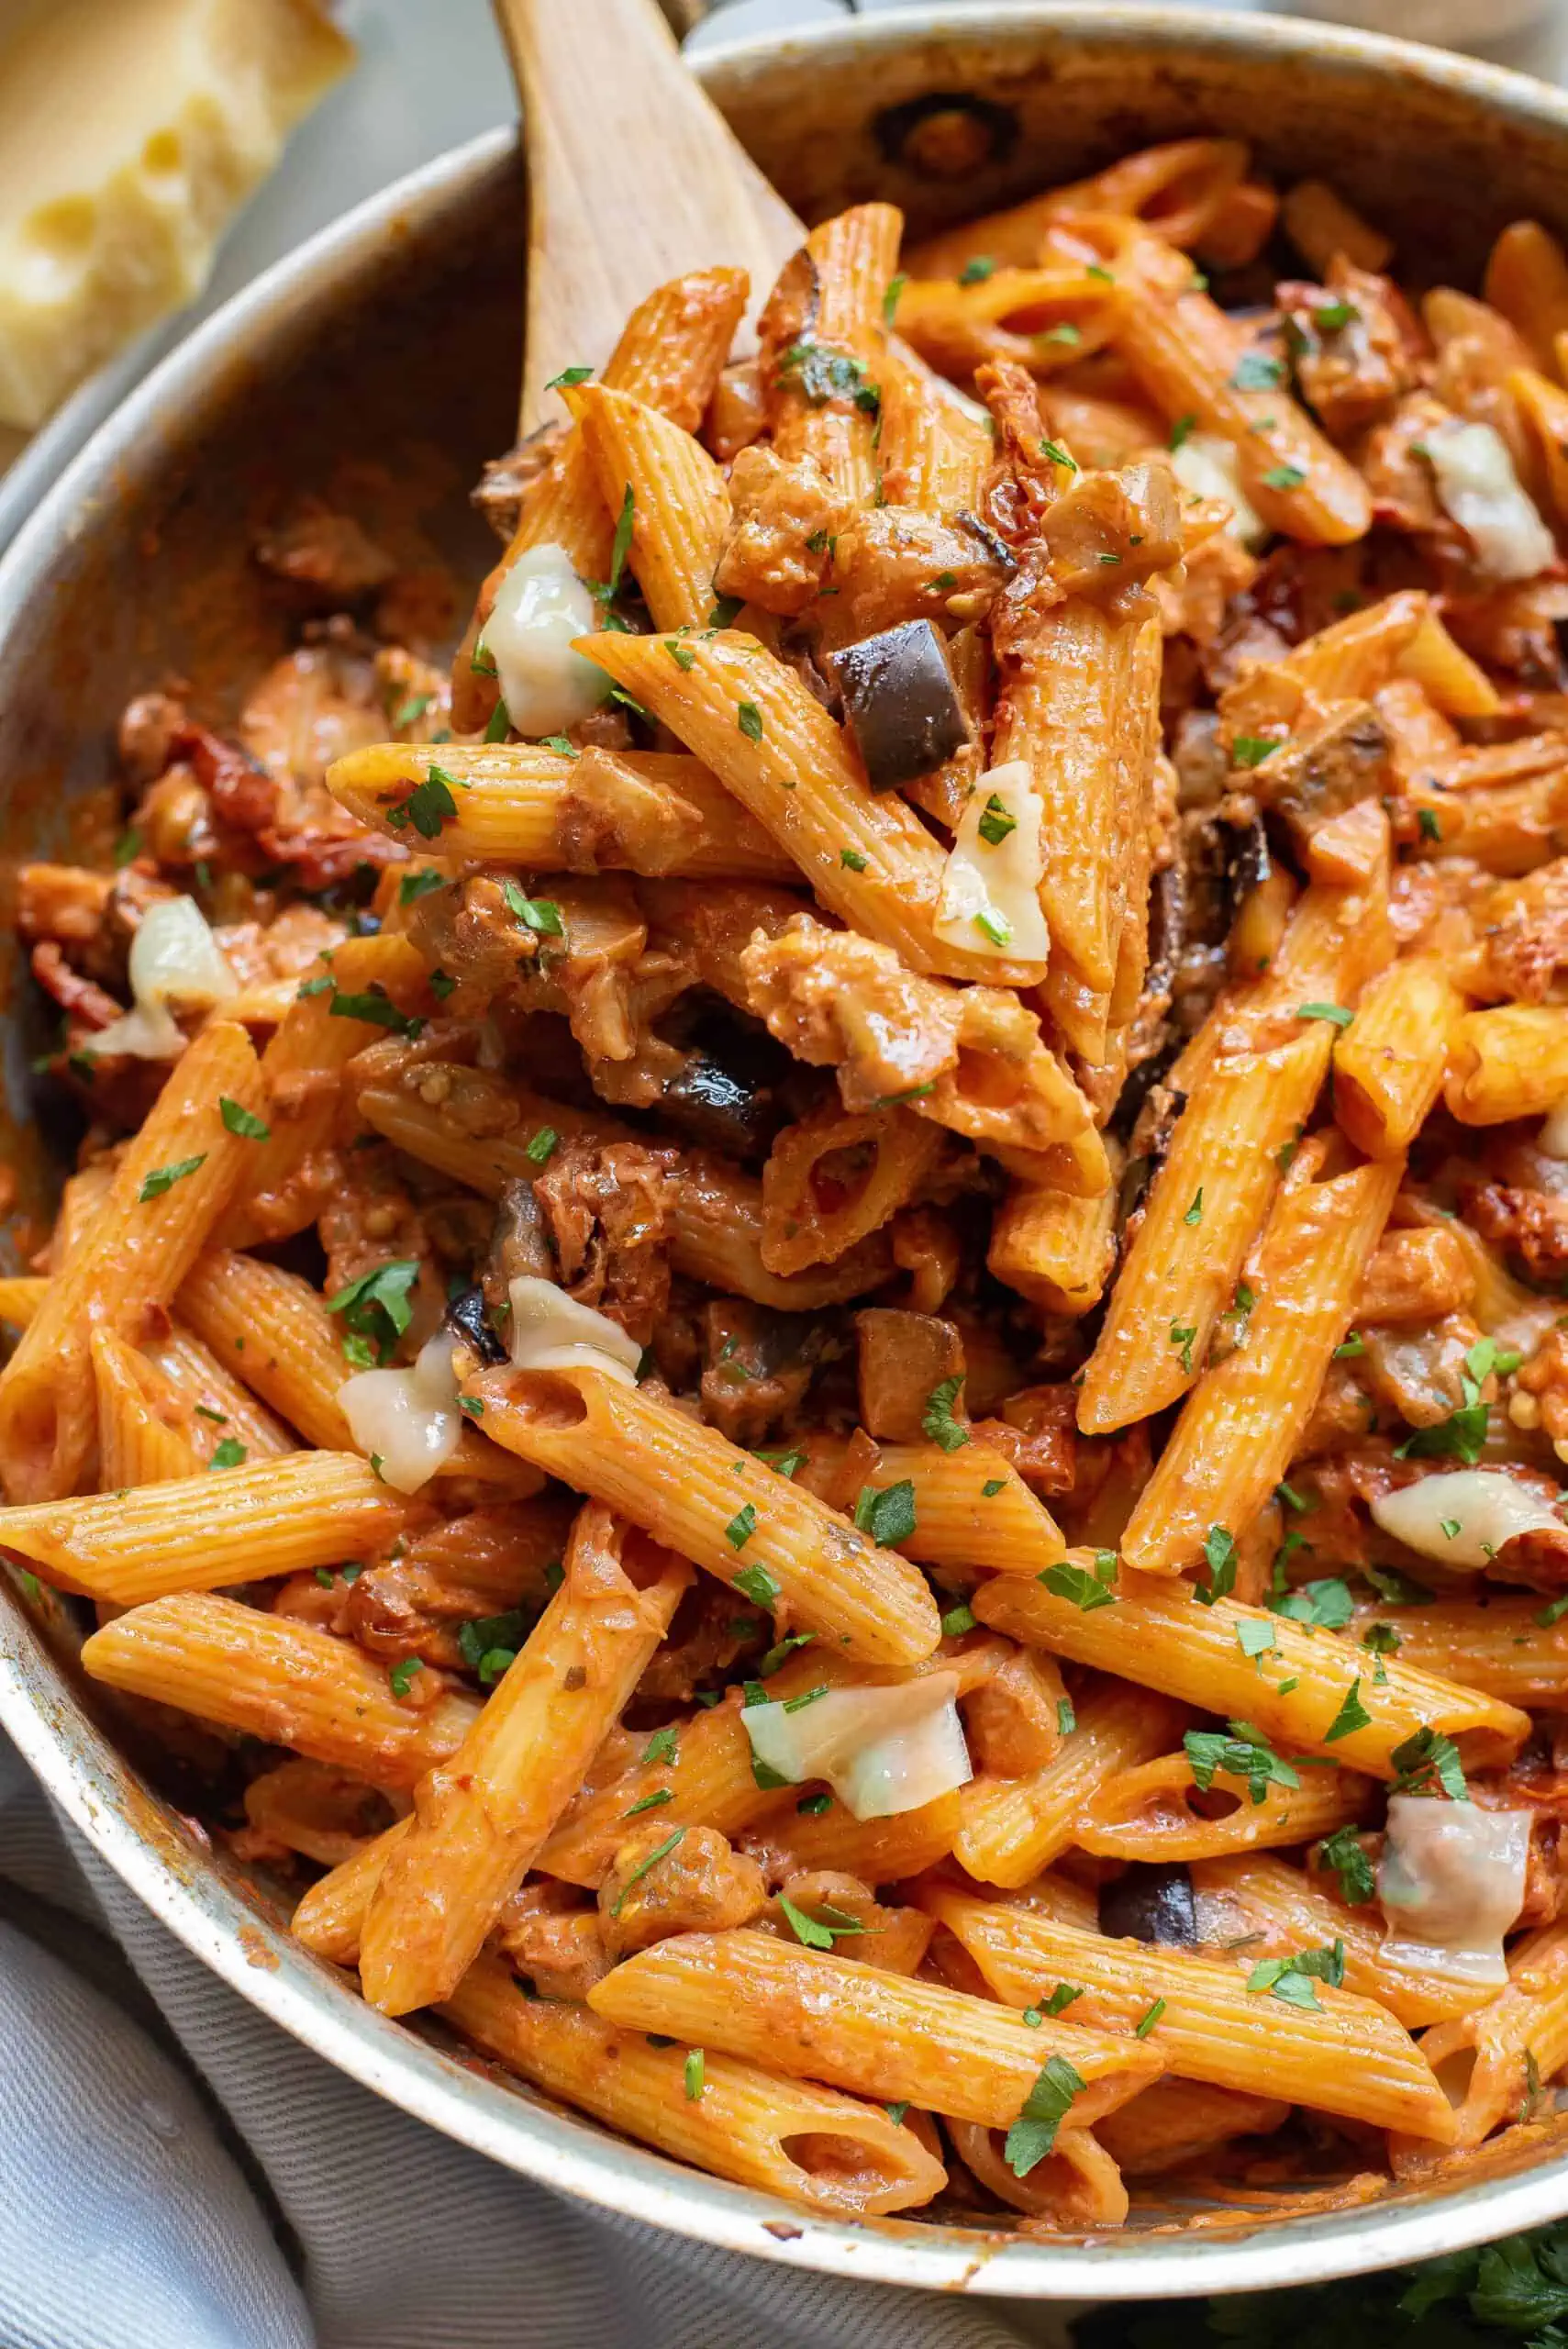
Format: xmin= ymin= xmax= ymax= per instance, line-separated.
xmin=510 ymin=877 xmax=689 ymax=1068
xmin=855 ymin=1307 xmax=965 ymax=1443
xmin=239 ymin=638 xmax=386 ymax=789
xmin=493 ymin=1879 xmax=611 ymax=1999
xmin=406 ymin=874 xmax=532 ymax=1012
xmin=553 ymin=748 xmax=706 ymax=875
xmin=471 ymin=422 xmax=570 ymax=542
xmin=741 ymin=915 xmax=962 ymax=1108
xmin=29 ymin=940 xmax=124 ymax=1031
xmin=1277 ymin=263 xmax=1420 ymax=441
xmin=706 ymin=357 xmax=768 ymax=463
xmin=317 ymin=1142 xmax=441 ymax=1332
xmin=1296 ymin=1358 xmax=1383 ymax=1457
xmin=699 ymin=1297 xmax=828 ymax=1446
xmin=1242 ymin=698 xmax=1392 ymax=850
xmin=1462 ymin=858 xmax=1568 ymax=1003
xmin=962 ymin=1648 xmax=1069 ymax=1776
xmin=712 ymin=444 xmax=849 ymax=618
xmin=1040 ymin=460 xmax=1184 ymax=597
xmin=635 ymin=1577 xmax=754 ymax=1704
xmin=1356 ymin=1226 xmax=1477 ymax=1324
xmin=597 ymin=1820 xmax=767 ymax=1956
xmin=1463 ymin=1182 xmax=1568 ymax=1287
xmin=531 ymin=1132 xmax=677 ymax=1344
xmin=826 ymin=508 xmax=1008 ymax=642
xmin=254 ymin=499 xmax=398 ymax=603
xmin=973 ymin=1385 xmax=1080 ymax=1497
xmin=757 ymin=1870 xmax=934 ymax=1976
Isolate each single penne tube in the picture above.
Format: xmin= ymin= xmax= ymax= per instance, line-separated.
xmin=1280 ymin=177 xmax=1393 ymax=275
xmin=441 ymin=1955 xmax=948 ymax=2217
xmin=1106 ymin=225 xmax=1372 ymax=544
xmin=1220 ymin=591 xmax=1428 ymax=740
xmin=1076 ymin=1028 xmax=1331 ymax=1435
xmin=574 ymin=629 xmax=1050 ymax=986
xmin=455 ymin=265 xmax=748 ymax=727
xmin=953 ymin=1679 xmax=1190 ymax=1888
xmin=1333 ymin=955 xmax=1465 ymax=1158
xmin=1119 ymin=1158 xmax=1402 ymax=1576
xmin=328 ymin=743 xmax=792 ymax=881
xmin=293 ymin=1820 xmax=410 ymax=1962
xmin=0 ymin=1453 xmax=413 ymax=1602
xmin=1509 ymin=363 xmax=1568 ymax=528
xmin=986 ymin=1166 xmax=1118 ymax=1316
xmin=1396 ymin=607 xmax=1504 ymax=720
xmin=218 ymin=932 xmax=429 ymax=1250
xmin=82 ymin=1594 xmax=478 ymax=1786
xmin=973 ymin=1556 xmax=1530 ymax=1776
xmin=90 ymin=1327 xmax=204 ymax=1486
xmin=354 ymin=1085 xmax=890 ymax=1312
xmin=1413 ymin=766 xmax=1568 ymax=875
xmin=946 ymin=2114 xmax=1129 ymax=2228
xmin=569 ymin=383 xmax=729 ymax=632
xmin=1094 ymin=2078 xmax=1289 ymax=2177
xmin=993 ymin=601 xmax=1159 ymax=993
xmin=1445 ymin=1004 xmax=1568 ymax=1123
xmin=877 ymin=345 xmax=992 ymax=515
xmin=587 ymin=1928 xmax=1164 ymax=2128
xmin=0 ymin=1019 xmax=267 ymax=1503
xmin=1485 ymin=219 xmax=1568 ymax=372
xmin=1390 ymin=1922 xmax=1568 ymax=2156
xmin=1349 ymin=1598 xmax=1568 ymax=1709
xmin=0 ymin=1275 xmax=44 ymax=1327
xmin=905 ymin=139 xmax=1251 ymax=276
xmin=1076 ymin=1750 xmax=1371 ymax=1861
xmin=917 ymin=1882 xmax=1458 ymax=2143
xmin=174 ymin=1250 xmax=526 ymax=1491
xmin=1190 ymin=1854 xmax=1487 ymax=2029
xmin=360 ymin=1508 xmax=691 ymax=2014
xmin=149 ymin=1323 xmax=297 ymax=1459
xmin=773 ymin=202 xmax=900 ymax=504
xmin=469 ymin=1362 xmax=941 ymax=1667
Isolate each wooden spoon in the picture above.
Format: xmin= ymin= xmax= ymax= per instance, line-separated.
xmin=495 ymin=0 xmax=805 ymax=436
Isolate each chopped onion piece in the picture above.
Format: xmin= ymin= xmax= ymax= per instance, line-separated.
xmin=85 ymin=895 xmax=237 ymax=1060
xmin=1379 ymin=1795 xmax=1530 ymax=1986
xmin=1423 ymin=419 xmax=1556 ymax=584
xmin=934 ymin=760 xmax=1050 ymax=962
xmin=1170 ymin=431 xmax=1267 ymax=550
xmin=507 ymin=1275 xmax=640 ymax=1385
xmin=482 ymin=542 xmax=610 ymax=737
xmin=338 ymin=1332 xmax=462 ymax=1494
xmin=741 ymin=1673 xmax=971 ymax=1820
xmin=1371 ymin=1468 xmax=1562 ymax=1570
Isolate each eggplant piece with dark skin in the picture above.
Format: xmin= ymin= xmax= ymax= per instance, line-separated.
xmin=652 ymin=992 xmax=794 ymax=1162
xmin=445 ymin=1284 xmax=508 ymax=1365
xmin=830 ymin=619 xmax=972 ymax=790
xmin=1099 ymin=1862 xmax=1200 ymax=1948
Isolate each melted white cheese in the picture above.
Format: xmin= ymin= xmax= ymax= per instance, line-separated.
xmin=741 ymin=1673 xmax=972 ymax=1820
xmin=338 ymin=1331 xmax=462 ymax=1495
xmin=506 ymin=1275 xmax=641 ymax=1384
xmin=1170 ymin=431 xmax=1268 ymax=550
xmin=1379 ymin=1795 xmax=1530 ymax=1986
xmin=86 ymin=893 xmax=237 ymax=1059
xmin=1424 ymin=419 xmax=1557 ymax=584
xmin=480 ymin=543 xmax=610 ymax=737
xmin=934 ymin=760 xmax=1050 ymax=962
xmin=1371 ymin=1468 xmax=1563 ymax=1570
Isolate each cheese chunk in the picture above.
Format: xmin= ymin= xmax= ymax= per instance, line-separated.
xmin=0 ymin=0 xmax=353 ymax=429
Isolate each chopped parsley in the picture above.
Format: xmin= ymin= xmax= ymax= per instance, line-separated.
xmin=1536 ymin=1594 xmax=1568 ymax=1628
xmin=1231 ymin=351 xmax=1284 ymax=391
xmin=1231 ymin=736 xmax=1279 ymax=769
xmin=959 ymin=255 xmax=996 ymax=284
xmin=501 ymin=881 xmax=564 ymax=937
xmin=1038 ymin=323 xmax=1082 ymax=349
xmin=737 ymin=700 xmax=763 ymax=742
xmin=1195 ymin=1523 xmax=1237 ymax=1607
xmin=1184 ymin=1189 xmax=1204 ymax=1226
xmin=1134 ymin=1998 xmax=1167 ymax=2039
xmin=139 ymin=1155 xmax=206 ymax=1202
xmin=1185 ymin=1721 xmax=1298 ymax=1806
xmin=733 ymin=1561 xmax=781 ymax=1609
xmin=398 ymin=868 xmax=446 ymax=907
xmin=545 ymin=365 xmax=594 ymax=390
xmin=1297 ymin=1002 xmax=1353 ymax=1028
xmin=386 ymin=765 xmax=462 ymax=841
xmin=525 ymin=1126 xmax=559 ymax=1165
xmin=1395 ymin=1338 xmax=1498 ymax=1466
xmin=1417 ymin=806 xmax=1442 ymax=842
xmin=778 ymin=1893 xmax=869 ymax=1950
xmin=1262 ymin=463 xmax=1307 ymax=490
xmin=982 ymin=1478 xmax=1006 ymax=1497
xmin=684 ymin=2048 xmax=705 ymax=2100
xmin=1270 ymin=1575 xmax=1354 ymax=1630
xmin=840 ymin=847 xmax=868 ymax=871
xmin=1236 ymin=1618 xmax=1278 ymax=1661
xmin=328 ymin=984 xmax=422 ymax=1037
xmin=1318 ymin=1824 xmax=1376 ymax=1905
xmin=1169 ymin=414 xmax=1196 ymax=451
xmin=853 ymin=1479 xmax=917 ymax=1547
xmin=776 ymin=340 xmax=881 ymax=417
xmin=940 ymin=1603 xmax=977 ymax=1637
xmin=1170 ymin=1321 xmax=1197 ymax=1375
xmin=882 ymin=273 xmax=906 ymax=323
xmin=326 ymin=1259 xmax=420 ymax=1367
xmin=797 ymin=1791 xmax=832 ymax=1815
xmin=389 ymin=1657 xmax=423 ymax=1698
xmin=208 ymin=1437 xmax=247 ymax=1470
xmin=1005 ymin=2055 xmax=1084 ymax=2177
xmin=665 ymin=638 xmax=695 ymax=673
xmin=725 ymin=1504 xmax=759 ymax=1551
xmin=1247 ymin=1940 xmax=1345 ymax=2009
xmin=1040 ymin=440 xmax=1077 ymax=470
xmin=921 ymin=1374 xmax=969 ymax=1453
xmin=626 ymin=1789 xmax=673 ymax=1818
xmin=1040 ymin=1556 xmax=1118 ymax=1613
xmin=1390 ymin=1725 xmax=1469 ymax=1802
xmin=642 ymin=1725 xmax=679 ymax=1768
xmin=977 ymin=793 xmax=1018 ymax=847
xmin=219 ymin=1097 xmax=269 ymax=1141
xmin=1323 ymin=1677 xmax=1372 ymax=1742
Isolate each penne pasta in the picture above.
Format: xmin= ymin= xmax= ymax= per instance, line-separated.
xmin=570 ymin=383 xmax=729 ymax=632
xmin=954 ymin=1678 xmax=1190 ymax=1888
xmin=1076 ymin=1748 xmax=1371 ymax=1860
xmin=1333 ymin=955 xmax=1465 ymax=1159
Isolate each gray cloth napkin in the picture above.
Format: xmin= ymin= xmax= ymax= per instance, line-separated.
xmin=0 ymin=1731 xmax=1070 ymax=2349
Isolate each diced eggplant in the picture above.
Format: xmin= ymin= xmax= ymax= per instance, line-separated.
xmin=1099 ymin=1862 xmax=1199 ymax=1947
xmin=831 ymin=619 xmax=972 ymax=790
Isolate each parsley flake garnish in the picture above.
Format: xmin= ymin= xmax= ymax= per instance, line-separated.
xmin=139 ymin=1155 xmax=206 ymax=1202
xmin=921 ymin=1374 xmax=969 ymax=1453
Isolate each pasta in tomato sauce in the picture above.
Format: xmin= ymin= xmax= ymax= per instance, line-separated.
xmin=13 ymin=135 xmax=1568 ymax=2228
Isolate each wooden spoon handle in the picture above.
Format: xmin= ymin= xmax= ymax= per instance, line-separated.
xmin=497 ymin=0 xmax=803 ymax=435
